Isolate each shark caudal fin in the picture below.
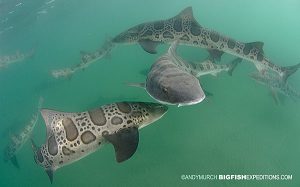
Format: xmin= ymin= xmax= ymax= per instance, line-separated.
xmin=31 ymin=138 xmax=54 ymax=184
xmin=281 ymin=62 xmax=300 ymax=82
xmin=228 ymin=58 xmax=242 ymax=76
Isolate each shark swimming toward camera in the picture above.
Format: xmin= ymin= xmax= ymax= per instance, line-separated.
xmin=129 ymin=42 xmax=206 ymax=107
xmin=0 ymin=49 xmax=35 ymax=70
xmin=250 ymin=72 xmax=300 ymax=104
xmin=111 ymin=6 xmax=300 ymax=82
xmin=3 ymin=97 xmax=43 ymax=168
xmin=31 ymin=102 xmax=167 ymax=183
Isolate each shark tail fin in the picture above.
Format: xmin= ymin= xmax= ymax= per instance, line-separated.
xmin=281 ymin=62 xmax=300 ymax=82
xmin=228 ymin=58 xmax=242 ymax=76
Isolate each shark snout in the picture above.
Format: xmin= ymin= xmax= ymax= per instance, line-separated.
xmin=146 ymin=102 xmax=168 ymax=117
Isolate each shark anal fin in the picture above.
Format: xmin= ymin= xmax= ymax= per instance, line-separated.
xmin=104 ymin=127 xmax=139 ymax=163
xmin=207 ymin=49 xmax=224 ymax=62
xmin=271 ymin=88 xmax=280 ymax=105
xmin=138 ymin=40 xmax=160 ymax=54
xmin=46 ymin=169 xmax=54 ymax=184
xmin=10 ymin=155 xmax=20 ymax=169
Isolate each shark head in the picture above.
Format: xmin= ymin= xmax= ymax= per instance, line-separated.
xmin=132 ymin=102 xmax=168 ymax=129
xmin=147 ymin=70 xmax=206 ymax=106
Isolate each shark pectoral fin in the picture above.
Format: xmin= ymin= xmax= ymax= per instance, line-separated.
xmin=138 ymin=40 xmax=160 ymax=54
xmin=203 ymin=89 xmax=214 ymax=97
xmin=207 ymin=49 xmax=224 ymax=62
xmin=270 ymin=89 xmax=280 ymax=105
xmin=127 ymin=82 xmax=146 ymax=89
xmin=10 ymin=155 xmax=20 ymax=169
xmin=46 ymin=169 xmax=54 ymax=184
xmin=246 ymin=42 xmax=264 ymax=54
xmin=103 ymin=127 xmax=139 ymax=163
xmin=228 ymin=58 xmax=242 ymax=76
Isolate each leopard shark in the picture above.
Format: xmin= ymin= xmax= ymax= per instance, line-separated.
xmin=52 ymin=40 xmax=114 ymax=79
xmin=167 ymin=41 xmax=242 ymax=77
xmin=129 ymin=42 xmax=205 ymax=107
xmin=111 ymin=6 xmax=300 ymax=82
xmin=31 ymin=102 xmax=167 ymax=183
xmin=3 ymin=97 xmax=43 ymax=168
xmin=250 ymin=71 xmax=300 ymax=104
xmin=0 ymin=49 xmax=35 ymax=70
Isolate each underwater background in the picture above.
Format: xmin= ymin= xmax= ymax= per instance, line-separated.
xmin=1 ymin=0 xmax=300 ymax=186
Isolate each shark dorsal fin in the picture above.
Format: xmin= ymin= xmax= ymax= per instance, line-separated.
xmin=246 ymin=42 xmax=264 ymax=54
xmin=40 ymin=109 xmax=69 ymax=137
xmin=103 ymin=127 xmax=139 ymax=163
xmin=175 ymin=7 xmax=194 ymax=20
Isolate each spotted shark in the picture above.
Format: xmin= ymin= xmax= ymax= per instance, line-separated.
xmin=31 ymin=102 xmax=167 ymax=183
xmin=52 ymin=39 xmax=114 ymax=79
xmin=0 ymin=49 xmax=35 ymax=70
xmin=167 ymin=41 xmax=242 ymax=77
xmin=129 ymin=42 xmax=205 ymax=107
xmin=250 ymin=72 xmax=300 ymax=104
xmin=112 ymin=7 xmax=300 ymax=82
xmin=3 ymin=97 xmax=43 ymax=168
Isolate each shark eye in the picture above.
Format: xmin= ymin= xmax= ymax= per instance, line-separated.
xmin=162 ymin=87 xmax=168 ymax=94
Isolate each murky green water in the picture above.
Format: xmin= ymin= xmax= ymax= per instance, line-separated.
xmin=1 ymin=0 xmax=300 ymax=186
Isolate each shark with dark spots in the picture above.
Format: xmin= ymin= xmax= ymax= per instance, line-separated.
xmin=0 ymin=49 xmax=35 ymax=70
xmin=112 ymin=7 xmax=300 ymax=82
xmin=250 ymin=72 xmax=300 ymax=104
xmin=129 ymin=42 xmax=206 ymax=107
xmin=52 ymin=39 xmax=114 ymax=79
xmin=31 ymin=102 xmax=167 ymax=183
xmin=168 ymin=41 xmax=241 ymax=77
xmin=3 ymin=97 xmax=43 ymax=168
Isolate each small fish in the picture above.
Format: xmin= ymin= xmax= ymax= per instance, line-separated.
xmin=31 ymin=102 xmax=167 ymax=183
xmin=112 ymin=7 xmax=300 ymax=82
xmin=3 ymin=97 xmax=44 ymax=168
xmin=250 ymin=72 xmax=300 ymax=103
xmin=129 ymin=42 xmax=205 ymax=107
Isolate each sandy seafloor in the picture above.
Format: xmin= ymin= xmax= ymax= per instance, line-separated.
xmin=0 ymin=0 xmax=300 ymax=186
